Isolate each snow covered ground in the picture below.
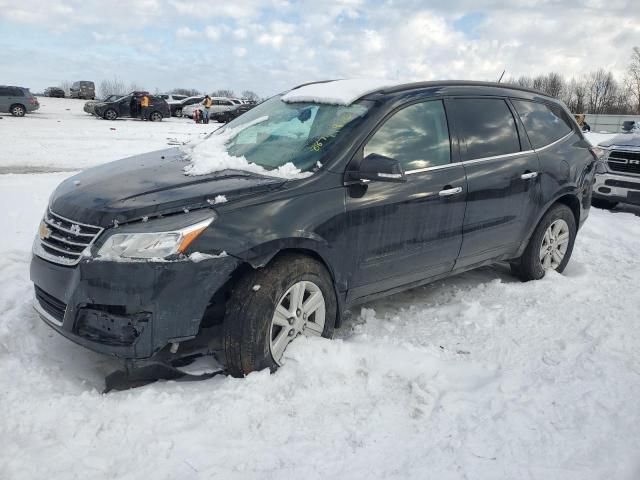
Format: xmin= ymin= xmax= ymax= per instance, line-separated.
xmin=1 ymin=101 xmax=640 ymax=480
xmin=0 ymin=97 xmax=214 ymax=173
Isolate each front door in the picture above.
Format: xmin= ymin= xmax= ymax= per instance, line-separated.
xmin=446 ymin=97 xmax=541 ymax=267
xmin=345 ymin=99 xmax=467 ymax=302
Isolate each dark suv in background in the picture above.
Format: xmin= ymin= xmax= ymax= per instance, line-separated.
xmin=70 ymin=81 xmax=95 ymax=100
xmin=93 ymin=93 xmax=169 ymax=121
xmin=31 ymin=80 xmax=596 ymax=379
xmin=0 ymin=86 xmax=40 ymax=116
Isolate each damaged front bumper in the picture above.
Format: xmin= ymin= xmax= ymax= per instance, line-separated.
xmin=30 ymin=253 xmax=240 ymax=359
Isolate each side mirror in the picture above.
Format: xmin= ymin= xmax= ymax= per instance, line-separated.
xmin=348 ymin=153 xmax=406 ymax=183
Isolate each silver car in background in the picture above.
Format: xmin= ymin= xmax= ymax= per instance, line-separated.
xmin=0 ymin=85 xmax=40 ymax=116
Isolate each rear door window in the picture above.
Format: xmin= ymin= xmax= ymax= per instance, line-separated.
xmin=364 ymin=100 xmax=451 ymax=171
xmin=511 ymin=100 xmax=573 ymax=149
xmin=448 ymin=98 xmax=521 ymax=161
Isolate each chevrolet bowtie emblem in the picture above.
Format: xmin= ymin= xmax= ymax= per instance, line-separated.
xmin=39 ymin=221 xmax=52 ymax=240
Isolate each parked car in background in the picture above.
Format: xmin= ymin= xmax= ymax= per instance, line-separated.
xmin=44 ymin=87 xmax=65 ymax=98
xmin=591 ymin=134 xmax=640 ymax=209
xmin=30 ymin=79 xmax=596 ymax=379
xmin=182 ymin=97 xmax=236 ymax=119
xmin=211 ymin=101 xmax=255 ymax=123
xmin=70 ymin=81 xmax=96 ymax=100
xmin=0 ymin=85 xmax=40 ymax=116
xmin=93 ymin=93 xmax=169 ymax=121
xmin=159 ymin=94 xmax=188 ymax=116
xmin=83 ymin=94 xmax=122 ymax=114
xmin=173 ymin=95 xmax=204 ymax=117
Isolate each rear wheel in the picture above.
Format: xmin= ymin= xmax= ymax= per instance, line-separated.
xmin=223 ymin=254 xmax=336 ymax=377
xmin=149 ymin=111 xmax=163 ymax=122
xmin=591 ymin=198 xmax=618 ymax=210
xmin=512 ymin=204 xmax=576 ymax=281
xmin=103 ymin=109 xmax=118 ymax=121
xmin=10 ymin=104 xmax=26 ymax=117
xmin=174 ymin=107 xmax=182 ymax=117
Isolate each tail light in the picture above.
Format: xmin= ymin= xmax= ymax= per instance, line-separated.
xmin=29 ymin=98 xmax=38 ymax=105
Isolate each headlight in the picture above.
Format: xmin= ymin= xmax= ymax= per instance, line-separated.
xmin=591 ymin=147 xmax=607 ymax=159
xmin=97 ymin=216 xmax=214 ymax=259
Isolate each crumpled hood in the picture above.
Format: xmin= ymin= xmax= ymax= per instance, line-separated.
xmin=598 ymin=134 xmax=640 ymax=149
xmin=49 ymin=148 xmax=285 ymax=227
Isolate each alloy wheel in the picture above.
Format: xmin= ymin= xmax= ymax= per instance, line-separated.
xmin=539 ymin=219 xmax=570 ymax=270
xmin=104 ymin=109 xmax=117 ymax=120
xmin=270 ymin=281 xmax=326 ymax=364
xmin=150 ymin=112 xmax=162 ymax=122
xmin=11 ymin=105 xmax=25 ymax=117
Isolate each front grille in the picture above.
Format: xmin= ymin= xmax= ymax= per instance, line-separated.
xmin=37 ymin=210 xmax=103 ymax=266
xmin=35 ymin=286 xmax=66 ymax=324
xmin=608 ymin=150 xmax=640 ymax=175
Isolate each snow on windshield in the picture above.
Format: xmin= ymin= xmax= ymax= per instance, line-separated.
xmin=181 ymin=116 xmax=313 ymax=180
xmin=281 ymin=78 xmax=403 ymax=106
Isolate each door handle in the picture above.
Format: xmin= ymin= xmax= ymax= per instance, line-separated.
xmin=438 ymin=186 xmax=463 ymax=197
xmin=521 ymin=171 xmax=538 ymax=180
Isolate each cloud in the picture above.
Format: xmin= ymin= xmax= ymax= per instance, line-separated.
xmin=233 ymin=46 xmax=247 ymax=57
xmin=1 ymin=0 xmax=638 ymax=97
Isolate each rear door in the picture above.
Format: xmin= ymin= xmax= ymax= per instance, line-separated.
xmin=345 ymin=99 xmax=467 ymax=301
xmin=447 ymin=97 xmax=541 ymax=268
xmin=0 ymin=87 xmax=12 ymax=112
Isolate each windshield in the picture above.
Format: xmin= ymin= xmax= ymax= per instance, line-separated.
xmin=205 ymin=95 xmax=370 ymax=174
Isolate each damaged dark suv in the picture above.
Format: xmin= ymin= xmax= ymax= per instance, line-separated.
xmin=31 ymin=79 xmax=596 ymax=379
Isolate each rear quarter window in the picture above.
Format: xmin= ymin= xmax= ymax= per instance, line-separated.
xmin=448 ymin=98 xmax=521 ymax=161
xmin=511 ymin=100 xmax=573 ymax=149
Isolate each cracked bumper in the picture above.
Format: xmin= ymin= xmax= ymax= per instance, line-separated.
xmin=30 ymin=254 xmax=240 ymax=359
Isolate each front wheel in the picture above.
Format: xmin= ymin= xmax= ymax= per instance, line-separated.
xmin=103 ymin=109 xmax=118 ymax=120
xmin=149 ymin=111 xmax=163 ymax=122
xmin=223 ymin=254 xmax=336 ymax=377
xmin=512 ymin=204 xmax=576 ymax=281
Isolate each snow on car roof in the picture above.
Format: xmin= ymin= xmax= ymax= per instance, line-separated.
xmin=281 ymin=78 xmax=404 ymax=106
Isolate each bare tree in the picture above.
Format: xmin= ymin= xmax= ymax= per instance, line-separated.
xmin=98 ymin=76 xmax=127 ymax=98
xmin=542 ymin=72 xmax=564 ymax=98
xmin=585 ymin=69 xmax=618 ymax=114
xmin=128 ymin=82 xmax=145 ymax=93
xmin=211 ymin=89 xmax=235 ymax=98
xmin=624 ymin=46 xmax=640 ymax=114
xmin=172 ymin=88 xmax=201 ymax=97
xmin=241 ymin=90 xmax=260 ymax=101
xmin=562 ymin=78 xmax=587 ymax=113
xmin=59 ymin=80 xmax=71 ymax=96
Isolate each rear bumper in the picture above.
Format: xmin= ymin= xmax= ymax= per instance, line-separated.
xmin=30 ymin=253 xmax=240 ymax=359
xmin=593 ymin=172 xmax=640 ymax=205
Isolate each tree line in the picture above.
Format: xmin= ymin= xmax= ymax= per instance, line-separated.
xmin=505 ymin=47 xmax=640 ymax=115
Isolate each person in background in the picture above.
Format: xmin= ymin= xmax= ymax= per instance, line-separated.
xmin=202 ymin=95 xmax=213 ymax=124
xmin=140 ymin=94 xmax=150 ymax=120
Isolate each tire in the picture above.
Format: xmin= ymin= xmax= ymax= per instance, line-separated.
xmin=512 ymin=204 xmax=577 ymax=281
xmin=174 ymin=107 xmax=182 ymax=117
xmin=10 ymin=104 xmax=26 ymax=117
xmin=103 ymin=109 xmax=118 ymax=121
xmin=149 ymin=111 xmax=163 ymax=122
xmin=223 ymin=253 xmax=337 ymax=377
xmin=591 ymin=198 xmax=618 ymax=210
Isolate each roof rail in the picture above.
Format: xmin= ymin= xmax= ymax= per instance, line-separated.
xmin=377 ymin=80 xmax=548 ymax=97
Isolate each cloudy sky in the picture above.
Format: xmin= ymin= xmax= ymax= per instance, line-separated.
xmin=1 ymin=0 xmax=638 ymax=97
